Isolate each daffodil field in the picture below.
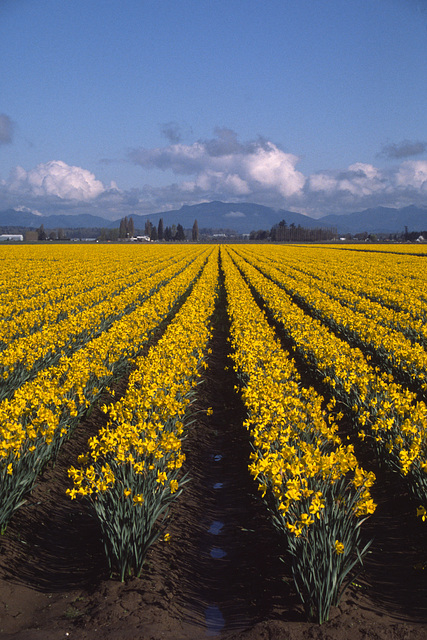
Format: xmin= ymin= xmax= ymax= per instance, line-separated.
xmin=0 ymin=242 xmax=426 ymax=623
xmin=226 ymin=245 xmax=427 ymax=511
xmin=0 ymin=244 xmax=210 ymax=531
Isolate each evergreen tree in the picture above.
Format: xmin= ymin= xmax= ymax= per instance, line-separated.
xmin=144 ymin=219 xmax=153 ymax=237
xmin=119 ymin=217 xmax=127 ymax=238
xmin=164 ymin=226 xmax=172 ymax=241
xmin=37 ymin=224 xmax=46 ymax=241
xmin=158 ymin=218 xmax=164 ymax=240
xmin=128 ymin=216 xmax=135 ymax=238
xmin=150 ymin=225 xmax=158 ymax=241
xmin=192 ymin=219 xmax=199 ymax=241
xmin=278 ymin=219 xmax=287 ymax=241
xmin=176 ymin=223 xmax=185 ymax=241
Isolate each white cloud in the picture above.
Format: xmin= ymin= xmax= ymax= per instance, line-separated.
xmin=225 ymin=210 xmax=246 ymax=218
xmin=16 ymin=205 xmax=44 ymax=216
xmin=395 ymin=160 xmax=427 ymax=190
xmin=182 ymin=170 xmax=251 ymax=196
xmin=307 ymin=160 xmax=427 ymax=206
xmin=309 ymin=163 xmax=385 ymax=197
xmin=241 ymin=143 xmax=305 ymax=197
xmin=300 ymin=158 xmax=427 ymax=216
xmin=307 ymin=172 xmax=338 ymax=194
xmin=348 ymin=162 xmax=380 ymax=180
xmin=129 ymin=130 xmax=305 ymax=201
xmin=8 ymin=160 xmax=106 ymax=200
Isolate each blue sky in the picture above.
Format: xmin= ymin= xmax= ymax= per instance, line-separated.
xmin=1 ymin=0 xmax=426 ymax=220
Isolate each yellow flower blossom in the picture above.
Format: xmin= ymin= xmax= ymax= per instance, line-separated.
xmin=170 ymin=479 xmax=179 ymax=494
xmin=334 ymin=540 xmax=345 ymax=554
xmin=417 ymin=506 xmax=427 ymax=522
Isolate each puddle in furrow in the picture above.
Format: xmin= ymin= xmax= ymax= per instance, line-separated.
xmin=208 ymin=520 xmax=224 ymax=535
xmin=205 ymin=604 xmax=225 ymax=637
xmin=206 ymin=518 xmax=226 ymax=633
xmin=213 ymin=482 xmax=223 ymax=489
xmin=213 ymin=454 xmax=223 ymax=462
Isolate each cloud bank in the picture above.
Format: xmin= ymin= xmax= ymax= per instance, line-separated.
xmin=1 ymin=130 xmax=427 ymax=220
xmin=129 ymin=128 xmax=306 ymax=199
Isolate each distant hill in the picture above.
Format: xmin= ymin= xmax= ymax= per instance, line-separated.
xmin=0 ymin=203 xmax=332 ymax=235
xmin=129 ymin=201 xmax=330 ymax=234
xmin=319 ymin=205 xmax=427 ymax=234
xmin=0 ymin=209 xmax=112 ymax=230
xmin=1 ymin=202 xmax=426 ymax=235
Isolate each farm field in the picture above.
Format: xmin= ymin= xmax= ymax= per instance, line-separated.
xmin=1 ymin=242 xmax=427 ymax=639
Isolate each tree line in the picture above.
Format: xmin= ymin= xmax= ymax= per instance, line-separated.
xmin=22 ymin=217 xmax=426 ymax=244
xmin=250 ymin=219 xmax=338 ymax=242
xmin=31 ymin=218 xmax=200 ymax=242
xmin=117 ymin=216 xmax=200 ymax=242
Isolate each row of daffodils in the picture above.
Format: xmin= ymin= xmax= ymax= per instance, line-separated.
xmin=221 ymin=247 xmax=376 ymax=623
xmin=67 ymin=246 xmax=219 ymax=580
xmin=228 ymin=245 xmax=427 ymax=517
xmin=0 ymin=244 xmax=210 ymax=532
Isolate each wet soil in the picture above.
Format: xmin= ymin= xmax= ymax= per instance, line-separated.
xmin=1 ymin=297 xmax=427 ymax=639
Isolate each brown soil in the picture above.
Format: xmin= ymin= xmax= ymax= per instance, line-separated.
xmin=1 ymin=313 xmax=427 ymax=639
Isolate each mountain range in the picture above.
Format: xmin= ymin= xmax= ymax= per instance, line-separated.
xmin=1 ymin=202 xmax=426 ymax=235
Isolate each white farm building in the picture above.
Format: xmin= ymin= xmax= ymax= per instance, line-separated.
xmin=0 ymin=234 xmax=24 ymax=242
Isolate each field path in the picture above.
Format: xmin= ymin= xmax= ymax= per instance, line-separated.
xmin=167 ymin=278 xmax=288 ymax=634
